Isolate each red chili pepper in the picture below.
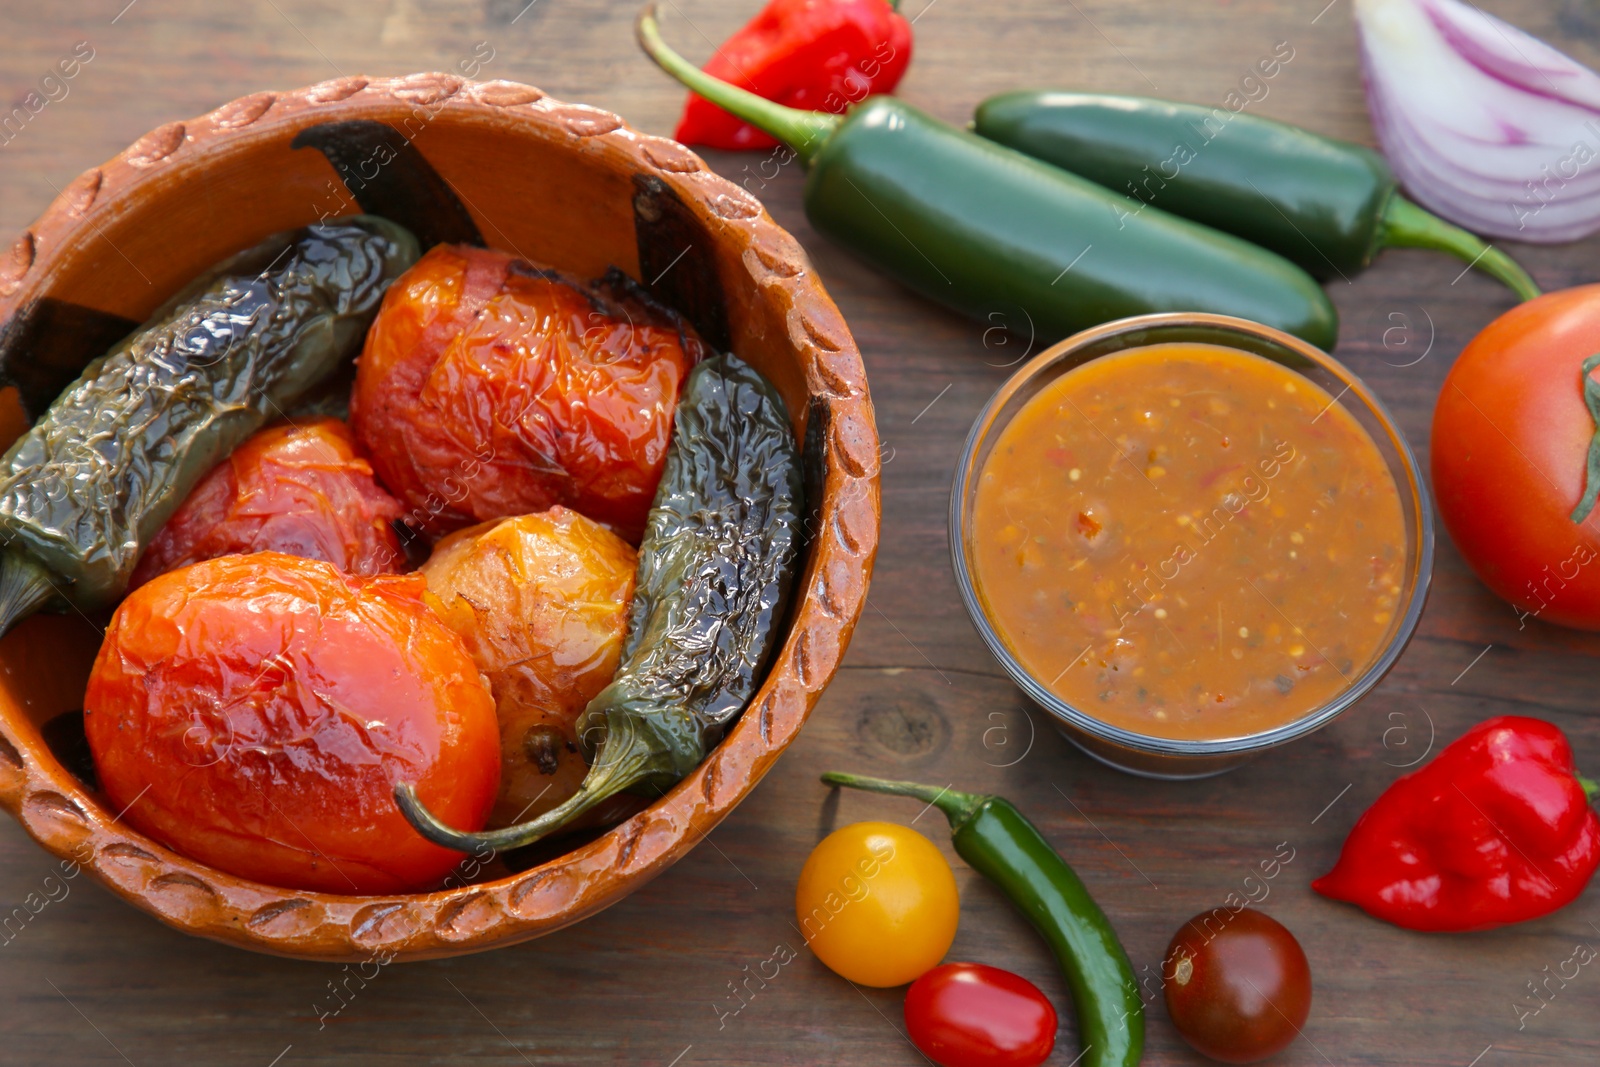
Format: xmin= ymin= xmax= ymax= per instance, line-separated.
xmin=1314 ymin=716 xmax=1600 ymax=932
xmin=672 ymin=0 xmax=913 ymax=151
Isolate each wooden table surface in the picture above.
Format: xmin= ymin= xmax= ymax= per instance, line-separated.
xmin=5 ymin=1 xmax=1600 ymax=1064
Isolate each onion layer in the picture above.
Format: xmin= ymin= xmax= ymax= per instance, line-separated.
xmin=1355 ymin=0 xmax=1600 ymax=243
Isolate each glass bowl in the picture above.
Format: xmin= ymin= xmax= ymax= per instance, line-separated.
xmin=950 ymin=313 xmax=1433 ymax=779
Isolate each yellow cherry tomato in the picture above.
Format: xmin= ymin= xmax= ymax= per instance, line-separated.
xmin=794 ymin=820 xmax=959 ymax=987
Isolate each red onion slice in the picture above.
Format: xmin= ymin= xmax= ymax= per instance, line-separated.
xmin=1355 ymin=0 xmax=1600 ymax=243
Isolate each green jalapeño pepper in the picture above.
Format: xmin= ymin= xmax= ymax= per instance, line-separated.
xmin=974 ymin=91 xmax=1540 ymax=300
xmin=823 ymin=772 xmax=1143 ymax=1067
xmin=636 ymin=4 xmax=1338 ymax=351
xmin=0 ymin=216 xmax=419 ymax=636
xmin=398 ymin=351 xmax=804 ymax=851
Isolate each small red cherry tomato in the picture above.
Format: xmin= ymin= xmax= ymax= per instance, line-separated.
xmin=904 ymin=962 xmax=1057 ymax=1067
xmin=1162 ymin=908 xmax=1312 ymax=1064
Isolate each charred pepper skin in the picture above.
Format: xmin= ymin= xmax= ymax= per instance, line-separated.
xmin=822 ymin=772 xmax=1143 ymax=1067
xmin=973 ymin=90 xmax=1540 ymax=300
xmin=637 ymin=3 xmax=1339 ymax=352
xmin=397 ymin=351 xmax=804 ymax=850
xmin=1314 ymin=715 xmax=1600 ymax=932
xmin=0 ymin=216 xmax=419 ymax=631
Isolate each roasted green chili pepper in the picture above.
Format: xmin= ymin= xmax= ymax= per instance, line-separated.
xmin=0 ymin=216 xmax=420 ymax=636
xmin=974 ymin=91 xmax=1540 ymax=300
xmin=822 ymin=772 xmax=1143 ymax=1067
xmin=397 ymin=351 xmax=804 ymax=850
xmin=637 ymin=4 xmax=1338 ymax=350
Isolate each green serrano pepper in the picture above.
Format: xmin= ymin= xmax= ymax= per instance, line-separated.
xmin=636 ymin=4 xmax=1338 ymax=351
xmin=822 ymin=771 xmax=1143 ymax=1067
xmin=397 ymin=351 xmax=804 ymax=850
xmin=0 ymin=216 xmax=419 ymax=635
xmin=974 ymin=91 xmax=1540 ymax=300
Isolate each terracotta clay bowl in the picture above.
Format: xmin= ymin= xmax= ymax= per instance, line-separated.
xmin=0 ymin=73 xmax=880 ymax=961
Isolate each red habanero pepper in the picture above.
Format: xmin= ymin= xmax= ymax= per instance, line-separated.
xmin=1314 ymin=716 xmax=1600 ymax=932
xmin=673 ymin=0 xmax=912 ymax=151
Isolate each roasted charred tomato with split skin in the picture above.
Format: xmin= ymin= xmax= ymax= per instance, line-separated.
xmin=130 ymin=417 xmax=405 ymax=588
xmin=84 ymin=552 xmax=501 ymax=895
xmin=420 ymin=508 xmax=637 ymax=828
xmin=350 ymin=244 xmax=704 ymax=543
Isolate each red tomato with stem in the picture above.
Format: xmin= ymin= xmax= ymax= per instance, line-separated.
xmin=1432 ymin=285 xmax=1600 ymax=629
xmin=904 ymin=963 xmax=1057 ymax=1067
xmin=1162 ymin=908 xmax=1311 ymax=1064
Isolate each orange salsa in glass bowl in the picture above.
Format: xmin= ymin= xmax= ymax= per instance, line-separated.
xmin=952 ymin=314 xmax=1432 ymax=778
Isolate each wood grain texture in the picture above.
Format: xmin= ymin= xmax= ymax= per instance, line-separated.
xmin=2 ymin=0 xmax=1598 ymax=1064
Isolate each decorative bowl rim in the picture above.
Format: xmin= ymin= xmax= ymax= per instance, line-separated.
xmin=0 ymin=72 xmax=881 ymax=961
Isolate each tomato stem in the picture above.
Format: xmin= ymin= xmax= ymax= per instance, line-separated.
xmin=1570 ymin=353 xmax=1600 ymax=524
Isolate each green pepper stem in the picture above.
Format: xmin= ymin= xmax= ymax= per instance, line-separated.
xmin=0 ymin=550 xmax=58 ymax=641
xmin=820 ymin=771 xmax=987 ymax=828
xmin=1380 ymin=195 xmax=1541 ymax=302
xmin=636 ymin=1 xmax=841 ymax=165
xmin=395 ymin=713 xmax=662 ymax=854
xmin=1579 ymin=775 xmax=1599 ymax=804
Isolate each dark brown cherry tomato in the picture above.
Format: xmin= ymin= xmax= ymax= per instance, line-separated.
xmin=904 ymin=962 xmax=1057 ymax=1067
xmin=350 ymin=245 xmax=703 ymax=543
xmin=84 ymin=552 xmax=501 ymax=894
xmin=1162 ymin=908 xmax=1312 ymax=1064
xmin=130 ymin=417 xmax=404 ymax=588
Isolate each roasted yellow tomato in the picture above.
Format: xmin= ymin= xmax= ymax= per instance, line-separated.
xmin=795 ymin=821 xmax=960 ymax=987
xmin=420 ymin=507 xmax=637 ymax=828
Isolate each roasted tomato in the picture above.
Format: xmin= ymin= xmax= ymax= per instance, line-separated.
xmin=130 ymin=417 xmax=404 ymax=587
xmin=350 ymin=245 xmax=702 ymax=542
xmin=1432 ymin=285 xmax=1600 ymax=629
xmin=421 ymin=508 xmax=637 ymax=828
xmin=84 ymin=552 xmax=500 ymax=894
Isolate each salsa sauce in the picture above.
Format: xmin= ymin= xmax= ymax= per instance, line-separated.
xmin=970 ymin=342 xmax=1405 ymax=741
